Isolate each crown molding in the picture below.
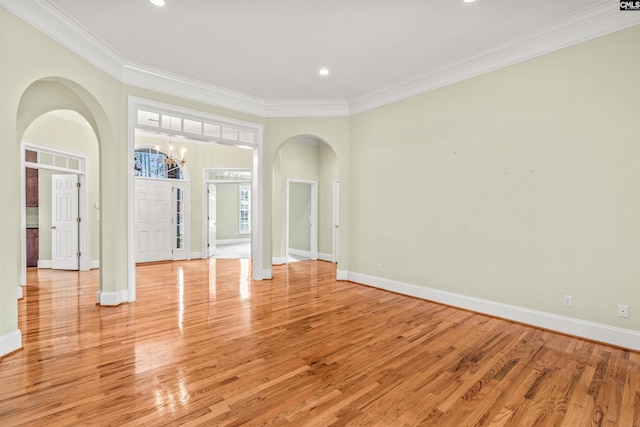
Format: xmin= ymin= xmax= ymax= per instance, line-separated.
xmin=0 ymin=0 xmax=125 ymax=80
xmin=349 ymin=3 xmax=640 ymax=114
xmin=265 ymin=99 xmax=350 ymax=118
xmin=3 ymin=1 xmax=639 ymax=118
xmin=122 ymin=63 xmax=268 ymax=118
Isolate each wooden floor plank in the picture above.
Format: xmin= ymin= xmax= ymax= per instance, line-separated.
xmin=1 ymin=259 xmax=638 ymax=426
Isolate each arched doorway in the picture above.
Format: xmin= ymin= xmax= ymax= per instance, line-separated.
xmin=272 ymin=135 xmax=339 ymax=265
xmin=17 ymin=79 xmax=108 ymax=296
xmin=21 ymin=110 xmax=99 ymax=275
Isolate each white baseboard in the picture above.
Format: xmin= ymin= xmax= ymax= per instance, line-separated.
xmin=289 ymin=248 xmax=311 ymax=259
xmin=255 ymin=269 xmax=273 ymax=280
xmin=0 ymin=329 xmax=22 ymax=358
xmin=37 ymin=260 xmax=51 ymax=269
xmin=318 ymin=252 xmax=334 ymax=262
xmin=272 ymin=256 xmax=286 ymax=265
xmin=17 ymin=286 xmax=23 ymax=299
xmin=345 ymin=271 xmax=640 ymax=351
xmin=217 ymin=238 xmax=251 ymax=245
xmin=336 ymin=270 xmax=348 ymax=281
xmin=191 ymin=251 xmax=203 ymax=259
xmin=38 ymin=260 xmax=100 ymax=269
xmin=96 ymin=289 xmax=129 ymax=306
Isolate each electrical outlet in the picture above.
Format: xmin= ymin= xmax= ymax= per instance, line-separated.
xmin=563 ymin=295 xmax=572 ymax=307
xmin=376 ymin=263 xmax=382 ymax=272
xmin=617 ymin=304 xmax=629 ymax=318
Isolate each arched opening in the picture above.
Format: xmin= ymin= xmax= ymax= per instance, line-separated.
xmin=17 ymin=79 xmax=108 ymax=297
xmin=21 ymin=110 xmax=100 ymax=275
xmin=16 ymin=77 xmax=117 ymax=306
xmin=272 ymin=135 xmax=339 ymax=265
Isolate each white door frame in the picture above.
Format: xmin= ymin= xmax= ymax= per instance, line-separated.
xmin=286 ymin=178 xmax=318 ymax=261
xmin=19 ymin=142 xmax=91 ymax=286
xmin=127 ymin=97 xmax=266 ymax=303
xmin=206 ymin=183 xmax=217 ymax=258
xmin=332 ymin=179 xmax=340 ymax=264
xmin=202 ymin=168 xmax=252 ymax=258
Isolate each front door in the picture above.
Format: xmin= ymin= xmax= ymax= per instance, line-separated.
xmin=135 ymin=179 xmax=172 ymax=263
xmin=207 ymin=183 xmax=217 ymax=257
xmin=51 ymin=174 xmax=79 ymax=270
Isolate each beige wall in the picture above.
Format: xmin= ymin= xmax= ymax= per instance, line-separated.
xmin=349 ymin=25 xmax=640 ymax=330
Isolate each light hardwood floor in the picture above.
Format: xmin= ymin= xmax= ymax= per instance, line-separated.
xmin=1 ymin=259 xmax=639 ymax=426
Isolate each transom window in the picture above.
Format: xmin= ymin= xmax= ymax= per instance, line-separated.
xmin=137 ymin=109 xmax=256 ymax=148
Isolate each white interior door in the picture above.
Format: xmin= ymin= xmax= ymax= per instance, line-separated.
xmin=52 ymin=174 xmax=79 ymax=270
xmin=207 ymin=183 xmax=217 ymax=257
xmin=135 ymin=179 xmax=172 ymax=263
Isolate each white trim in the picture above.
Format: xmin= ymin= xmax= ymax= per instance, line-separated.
xmin=0 ymin=330 xmax=22 ymax=358
xmin=272 ymin=256 xmax=287 ymax=265
xmin=4 ymin=1 xmax=638 ymax=117
xmin=265 ymin=99 xmax=349 ymax=118
xmin=37 ymin=260 xmax=52 ymax=269
xmin=332 ymin=179 xmax=340 ymax=264
xmin=260 ymin=269 xmax=273 ymax=280
xmin=123 ymin=62 xmax=266 ymax=118
xmin=318 ymin=252 xmax=333 ymax=262
xmin=289 ymin=248 xmax=311 ymax=259
xmin=336 ymin=270 xmax=348 ymax=281
xmin=349 ymin=4 xmax=640 ymax=114
xmin=17 ymin=286 xmax=23 ymax=299
xmin=90 ymin=260 xmax=100 ymax=269
xmin=217 ymin=238 xmax=251 ymax=245
xmin=344 ymin=271 xmax=640 ymax=351
xmin=0 ymin=0 xmax=125 ymax=80
xmin=96 ymin=289 xmax=129 ymax=306
xmin=129 ymin=97 xmax=265 ymax=288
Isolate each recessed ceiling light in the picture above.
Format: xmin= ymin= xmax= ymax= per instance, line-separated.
xmin=319 ymin=68 xmax=330 ymax=76
xmin=464 ymin=0 xmax=476 ymax=3
xmin=149 ymin=0 xmax=165 ymax=6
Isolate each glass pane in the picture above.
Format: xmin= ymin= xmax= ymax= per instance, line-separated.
xmin=222 ymin=127 xmax=238 ymax=141
xmin=54 ymin=155 xmax=67 ymax=168
xmin=176 ymin=188 xmax=184 ymax=249
xmin=68 ymin=158 xmax=80 ymax=170
xmin=40 ymin=153 xmax=54 ymax=166
xmin=203 ymin=123 xmax=221 ymax=138
xmin=25 ymin=149 xmax=37 ymax=163
xmin=138 ymin=110 xmax=160 ymax=127
xmin=239 ymin=130 xmax=254 ymax=144
xmin=184 ymin=119 xmax=202 ymax=135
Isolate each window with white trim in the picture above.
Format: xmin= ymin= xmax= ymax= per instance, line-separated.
xmin=239 ymin=185 xmax=251 ymax=234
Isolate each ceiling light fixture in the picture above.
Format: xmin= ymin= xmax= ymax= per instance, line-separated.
xmin=149 ymin=0 xmax=166 ymax=6
xmin=464 ymin=0 xmax=476 ymax=3
xmin=319 ymin=68 xmax=330 ymax=77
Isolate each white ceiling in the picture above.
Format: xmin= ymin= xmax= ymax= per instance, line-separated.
xmin=3 ymin=1 xmax=640 ymax=115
